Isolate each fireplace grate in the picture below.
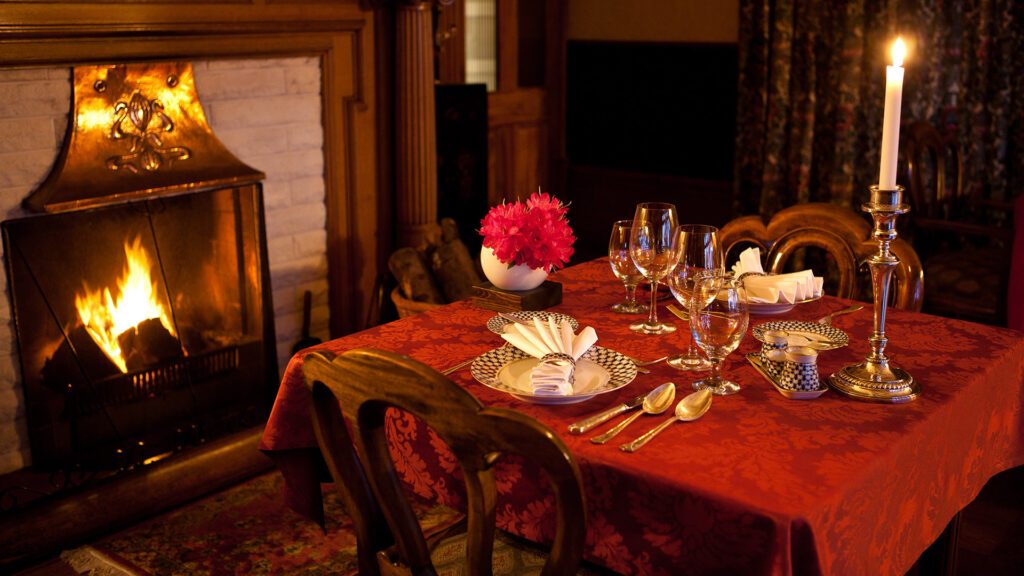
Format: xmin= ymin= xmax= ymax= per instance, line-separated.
xmin=70 ymin=346 xmax=241 ymax=416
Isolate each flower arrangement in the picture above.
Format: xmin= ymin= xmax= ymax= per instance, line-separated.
xmin=480 ymin=191 xmax=576 ymax=272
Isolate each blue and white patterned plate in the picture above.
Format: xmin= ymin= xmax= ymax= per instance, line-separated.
xmin=752 ymin=320 xmax=849 ymax=350
xmin=470 ymin=345 xmax=636 ymax=405
xmin=486 ymin=311 xmax=579 ymax=335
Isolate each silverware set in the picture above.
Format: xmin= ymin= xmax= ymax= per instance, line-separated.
xmin=569 ymin=382 xmax=712 ymax=451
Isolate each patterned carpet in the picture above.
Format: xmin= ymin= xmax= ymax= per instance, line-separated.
xmin=60 ymin=472 xmax=461 ymax=576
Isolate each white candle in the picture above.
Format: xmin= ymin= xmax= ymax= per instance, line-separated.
xmin=878 ymin=37 xmax=906 ymax=190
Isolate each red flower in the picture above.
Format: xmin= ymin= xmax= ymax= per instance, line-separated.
xmin=480 ymin=192 xmax=575 ymax=271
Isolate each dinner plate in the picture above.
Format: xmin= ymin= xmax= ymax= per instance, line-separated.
xmin=486 ymin=311 xmax=579 ymax=335
xmin=751 ymin=320 xmax=849 ymax=351
xmin=470 ymin=345 xmax=636 ymax=405
xmin=747 ymin=295 xmax=822 ymax=316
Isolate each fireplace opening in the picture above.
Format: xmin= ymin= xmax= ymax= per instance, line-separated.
xmin=3 ymin=185 xmax=277 ymax=471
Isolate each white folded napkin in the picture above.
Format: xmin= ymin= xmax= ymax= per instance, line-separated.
xmin=731 ymin=247 xmax=824 ymax=304
xmin=500 ymin=317 xmax=598 ymax=396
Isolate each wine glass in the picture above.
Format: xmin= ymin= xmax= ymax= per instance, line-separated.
xmin=608 ymin=220 xmax=649 ymax=314
xmin=629 ymin=202 xmax=679 ymax=334
xmin=666 ymin=224 xmax=724 ymax=370
xmin=690 ymin=274 xmax=749 ymax=395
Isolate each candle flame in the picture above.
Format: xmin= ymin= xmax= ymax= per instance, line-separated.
xmin=891 ymin=37 xmax=906 ymax=67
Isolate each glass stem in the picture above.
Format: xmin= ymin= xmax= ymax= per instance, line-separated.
xmin=647 ymin=281 xmax=659 ymax=326
xmin=686 ymin=339 xmax=698 ymax=360
xmin=625 ymin=284 xmax=638 ymax=306
xmin=709 ymin=358 xmax=722 ymax=386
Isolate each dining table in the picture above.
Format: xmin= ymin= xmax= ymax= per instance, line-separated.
xmin=259 ymin=258 xmax=1024 ymax=575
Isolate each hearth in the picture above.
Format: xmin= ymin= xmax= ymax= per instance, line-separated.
xmin=1 ymin=62 xmax=277 ymax=474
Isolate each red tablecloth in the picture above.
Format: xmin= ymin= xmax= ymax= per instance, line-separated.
xmin=260 ymin=259 xmax=1024 ymax=575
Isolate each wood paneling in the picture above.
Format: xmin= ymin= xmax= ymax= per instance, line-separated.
xmin=487 ymin=90 xmax=547 ymax=203
xmin=0 ymin=1 xmax=378 ymax=337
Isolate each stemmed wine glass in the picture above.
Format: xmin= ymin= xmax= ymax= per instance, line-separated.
xmin=690 ymin=274 xmax=749 ymax=395
xmin=666 ymin=224 xmax=724 ymax=370
xmin=629 ymin=202 xmax=679 ymax=334
xmin=608 ymin=220 xmax=649 ymax=314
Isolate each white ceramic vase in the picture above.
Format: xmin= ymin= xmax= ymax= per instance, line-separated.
xmin=480 ymin=246 xmax=548 ymax=291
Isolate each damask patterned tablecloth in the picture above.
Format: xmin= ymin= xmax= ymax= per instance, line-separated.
xmin=260 ymin=259 xmax=1024 ymax=575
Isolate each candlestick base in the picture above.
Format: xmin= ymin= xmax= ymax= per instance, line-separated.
xmin=830 ymin=361 xmax=919 ymax=403
xmin=831 ymin=184 xmax=918 ymax=403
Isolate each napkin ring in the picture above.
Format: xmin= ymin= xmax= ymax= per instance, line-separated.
xmin=540 ymin=352 xmax=576 ymax=381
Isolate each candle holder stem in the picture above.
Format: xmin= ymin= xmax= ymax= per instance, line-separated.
xmin=830 ymin=186 xmax=919 ymax=403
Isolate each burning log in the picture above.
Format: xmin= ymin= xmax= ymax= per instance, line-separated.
xmin=117 ymin=318 xmax=181 ymax=372
xmin=41 ymin=326 xmax=121 ymax=389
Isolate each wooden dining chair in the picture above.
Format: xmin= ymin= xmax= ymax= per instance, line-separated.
xmin=719 ymin=202 xmax=924 ymax=311
xmin=901 ymin=120 xmax=1014 ymax=324
xmin=303 ymin=348 xmax=587 ymax=576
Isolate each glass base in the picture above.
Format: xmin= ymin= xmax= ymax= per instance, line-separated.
xmin=630 ymin=321 xmax=676 ymax=335
xmin=693 ymin=378 xmax=740 ymax=396
xmin=667 ymin=354 xmax=711 ymax=371
xmin=611 ymin=301 xmax=649 ymax=314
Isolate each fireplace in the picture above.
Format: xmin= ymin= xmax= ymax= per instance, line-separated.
xmin=1 ymin=62 xmax=277 ymax=472
xmin=4 ymin=187 xmax=275 ymax=470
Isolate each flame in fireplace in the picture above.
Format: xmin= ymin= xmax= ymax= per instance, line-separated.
xmin=75 ymin=236 xmax=176 ymax=373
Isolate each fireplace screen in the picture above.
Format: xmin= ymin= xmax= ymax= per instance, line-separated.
xmin=3 ymin=184 xmax=276 ymax=470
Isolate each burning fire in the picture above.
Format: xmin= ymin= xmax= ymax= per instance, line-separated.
xmin=75 ymin=236 xmax=176 ymax=373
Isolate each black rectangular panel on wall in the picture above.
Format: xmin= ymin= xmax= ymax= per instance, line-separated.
xmin=566 ymin=41 xmax=738 ymax=181
xmin=436 ymin=83 xmax=489 ymax=255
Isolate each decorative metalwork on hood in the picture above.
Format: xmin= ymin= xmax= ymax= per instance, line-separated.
xmin=25 ymin=62 xmax=262 ymax=213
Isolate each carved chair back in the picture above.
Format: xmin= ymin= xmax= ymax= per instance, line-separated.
xmin=303 ymin=348 xmax=586 ymax=576
xmin=719 ymin=203 xmax=924 ymax=311
xmin=903 ymin=120 xmax=965 ymax=221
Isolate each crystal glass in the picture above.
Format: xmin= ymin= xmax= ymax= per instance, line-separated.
xmin=666 ymin=224 xmax=724 ymax=370
xmin=608 ymin=220 xmax=649 ymax=314
xmin=629 ymin=202 xmax=679 ymax=334
xmin=690 ymin=274 xmax=749 ymax=395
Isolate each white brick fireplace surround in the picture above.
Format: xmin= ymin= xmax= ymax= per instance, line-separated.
xmin=0 ymin=57 xmax=331 ymax=473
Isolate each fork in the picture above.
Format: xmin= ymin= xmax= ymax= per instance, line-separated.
xmin=441 ymin=357 xmax=476 ymax=375
xmin=816 ymin=305 xmax=864 ymax=325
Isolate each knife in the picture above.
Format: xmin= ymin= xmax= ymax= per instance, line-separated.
xmin=568 ymin=391 xmax=647 ymax=434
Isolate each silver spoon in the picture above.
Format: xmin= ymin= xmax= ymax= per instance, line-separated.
xmin=619 ymin=388 xmax=713 ymax=452
xmin=590 ymin=382 xmax=676 ymax=444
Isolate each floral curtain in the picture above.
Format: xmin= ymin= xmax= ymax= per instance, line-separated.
xmin=735 ymin=0 xmax=1024 ymax=216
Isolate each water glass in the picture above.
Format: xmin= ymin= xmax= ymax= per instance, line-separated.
xmin=666 ymin=224 xmax=723 ymax=370
xmin=608 ymin=220 xmax=648 ymax=314
xmin=629 ymin=202 xmax=679 ymax=335
xmin=690 ymin=274 xmax=749 ymax=395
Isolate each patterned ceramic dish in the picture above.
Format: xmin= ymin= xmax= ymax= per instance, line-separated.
xmin=486 ymin=311 xmax=579 ymax=335
xmin=751 ymin=320 xmax=849 ymax=351
xmin=470 ymin=345 xmax=636 ymax=405
xmin=745 ymin=353 xmax=828 ymax=400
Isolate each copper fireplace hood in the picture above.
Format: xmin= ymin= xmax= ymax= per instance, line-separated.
xmin=27 ymin=61 xmax=263 ymax=213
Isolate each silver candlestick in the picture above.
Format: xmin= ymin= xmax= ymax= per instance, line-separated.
xmin=830 ymin=185 xmax=919 ymax=403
